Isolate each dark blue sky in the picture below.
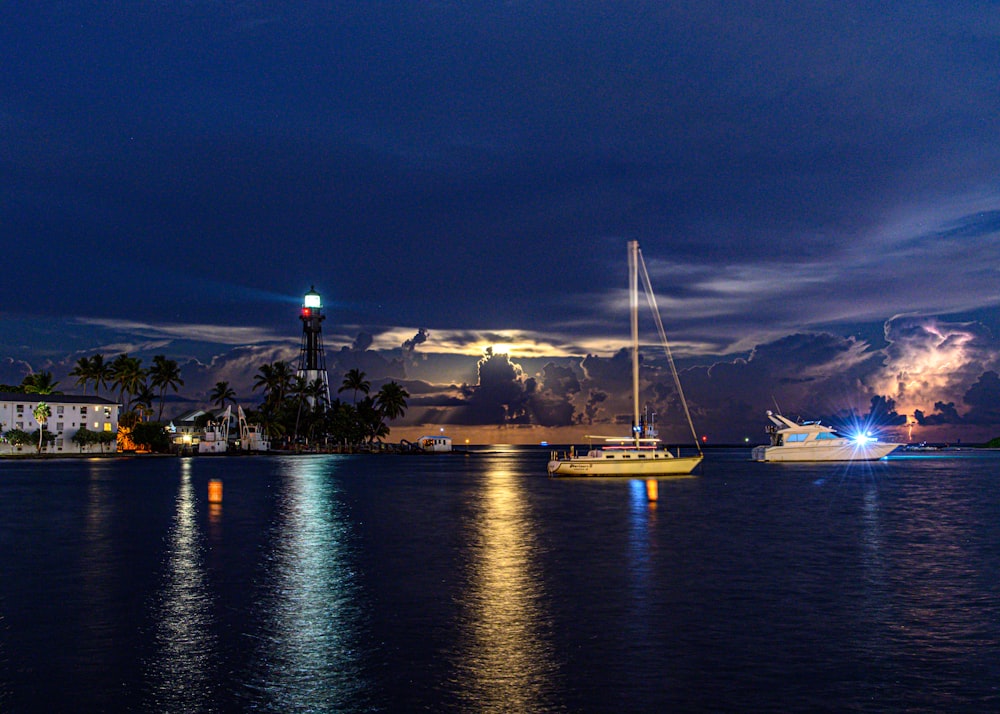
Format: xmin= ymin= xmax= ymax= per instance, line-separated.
xmin=4 ymin=2 xmax=1000 ymax=442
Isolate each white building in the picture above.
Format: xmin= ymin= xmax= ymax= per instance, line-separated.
xmin=417 ymin=434 xmax=453 ymax=452
xmin=168 ymin=407 xmax=232 ymax=453
xmin=0 ymin=391 xmax=120 ymax=453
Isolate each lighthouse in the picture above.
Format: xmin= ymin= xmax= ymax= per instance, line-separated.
xmin=298 ymin=286 xmax=331 ymax=407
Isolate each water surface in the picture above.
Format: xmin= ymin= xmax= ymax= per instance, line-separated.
xmin=1 ymin=449 xmax=998 ymax=712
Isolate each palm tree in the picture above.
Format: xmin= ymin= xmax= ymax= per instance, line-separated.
xmin=289 ymin=375 xmax=308 ymax=443
xmin=149 ymin=355 xmax=184 ymax=421
xmin=210 ymin=381 xmax=236 ymax=411
xmin=69 ymin=357 xmax=94 ymax=394
xmin=357 ymin=396 xmax=388 ymax=444
xmin=111 ymin=354 xmax=146 ymax=412
xmin=306 ymin=377 xmax=329 ymax=411
xmin=375 ymin=381 xmax=409 ymax=422
xmin=253 ymin=363 xmax=277 ymax=405
xmin=131 ymin=382 xmax=156 ymax=422
xmin=339 ymin=368 xmax=370 ymax=405
xmin=253 ymin=360 xmax=295 ymax=410
xmin=271 ymin=361 xmax=295 ymax=406
xmin=22 ymin=371 xmax=60 ymax=395
xmin=92 ymin=354 xmax=113 ymax=397
xmin=33 ymin=401 xmax=51 ymax=452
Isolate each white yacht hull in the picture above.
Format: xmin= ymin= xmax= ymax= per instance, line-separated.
xmin=548 ymin=452 xmax=703 ymax=476
xmin=751 ymin=442 xmax=899 ymax=462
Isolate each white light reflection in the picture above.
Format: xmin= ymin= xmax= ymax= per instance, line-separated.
xmin=454 ymin=463 xmax=559 ymax=712
xmin=857 ymin=482 xmax=890 ymax=659
xmin=148 ymin=458 xmax=218 ymax=711
xmin=248 ymin=456 xmax=366 ymax=710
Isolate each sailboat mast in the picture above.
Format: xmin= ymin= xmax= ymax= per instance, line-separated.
xmin=629 ymin=240 xmax=640 ymax=446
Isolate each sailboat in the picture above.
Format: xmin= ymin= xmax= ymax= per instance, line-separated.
xmin=547 ymin=241 xmax=704 ymax=477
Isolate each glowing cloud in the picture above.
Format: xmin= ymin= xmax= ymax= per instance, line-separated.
xmin=873 ymin=316 xmax=1000 ymax=419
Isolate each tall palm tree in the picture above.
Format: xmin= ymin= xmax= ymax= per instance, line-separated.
xmin=339 ymin=368 xmax=370 ymax=405
xmin=149 ymin=355 xmax=184 ymax=421
xmin=22 ymin=371 xmax=60 ymax=395
xmin=92 ymin=354 xmax=113 ymax=397
xmin=375 ymin=381 xmax=409 ymax=422
xmin=69 ymin=357 xmax=94 ymax=394
xmin=111 ymin=354 xmax=146 ymax=412
xmin=210 ymin=381 xmax=236 ymax=411
xmin=271 ymin=361 xmax=295 ymax=407
xmin=33 ymin=402 xmax=51 ymax=452
xmin=283 ymin=374 xmax=302 ymax=446
xmin=253 ymin=363 xmax=277 ymax=406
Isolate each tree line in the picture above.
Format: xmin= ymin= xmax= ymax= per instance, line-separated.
xmin=1 ymin=355 xmax=409 ymax=453
xmin=245 ymin=363 xmax=409 ymax=450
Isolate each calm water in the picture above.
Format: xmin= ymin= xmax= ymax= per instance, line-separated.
xmin=1 ymin=448 xmax=999 ymax=712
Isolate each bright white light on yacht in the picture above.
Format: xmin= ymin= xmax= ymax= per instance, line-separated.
xmin=850 ymin=431 xmax=876 ymax=446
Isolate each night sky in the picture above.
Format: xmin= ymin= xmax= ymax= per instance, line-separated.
xmin=4 ymin=2 xmax=1000 ymax=444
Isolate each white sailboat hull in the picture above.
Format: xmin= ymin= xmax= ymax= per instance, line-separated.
xmin=751 ymin=441 xmax=899 ymax=462
xmin=548 ymin=452 xmax=703 ymax=476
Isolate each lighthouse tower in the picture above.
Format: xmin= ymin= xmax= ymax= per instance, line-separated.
xmin=297 ymin=286 xmax=331 ymax=407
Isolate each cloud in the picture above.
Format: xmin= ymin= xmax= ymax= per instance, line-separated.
xmin=402 ymin=328 xmax=428 ymax=353
xmin=175 ymin=344 xmax=300 ymax=404
xmin=0 ymin=358 xmax=32 ymax=387
xmin=351 ymin=333 xmax=373 ymax=352
xmin=874 ymin=316 xmax=1000 ymax=418
xmin=525 ymin=362 xmax=580 ymax=427
xmin=915 ymin=370 xmax=1000 ymax=426
xmin=76 ymin=318 xmax=286 ymax=346
xmin=441 ymin=349 xmax=531 ymax=425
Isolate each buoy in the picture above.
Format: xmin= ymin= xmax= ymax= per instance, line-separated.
xmin=645 ymin=479 xmax=658 ymax=501
xmin=208 ymin=479 xmax=223 ymax=503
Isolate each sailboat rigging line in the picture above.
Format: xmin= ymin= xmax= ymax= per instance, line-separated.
xmin=635 ymin=244 xmax=702 ymax=454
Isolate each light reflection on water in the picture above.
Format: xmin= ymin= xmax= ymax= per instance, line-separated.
xmin=453 ymin=460 xmax=561 ymax=713
xmin=80 ymin=462 xmax=118 ymax=678
xmin=2 ymin=450 xmax=1000 ymax=711
xmin=242 ymin=455 xmax=368 ymax=711
xmin=146 ymin=459 xmax=218 ymax=712
xmin=885 ymin=465 xmax=998 ymax=663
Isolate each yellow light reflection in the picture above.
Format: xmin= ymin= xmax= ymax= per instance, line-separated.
xmin=454 ymin=465 xmax=558 ymax=712
xmin=79 ymin=461 xmax=117 ymax=684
